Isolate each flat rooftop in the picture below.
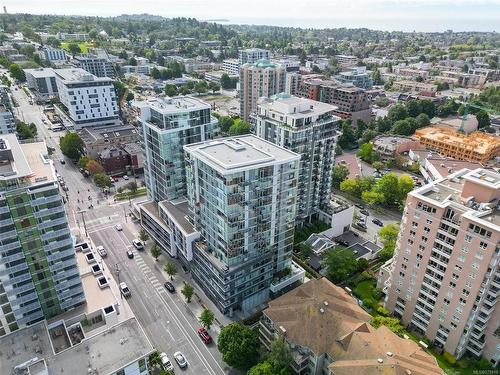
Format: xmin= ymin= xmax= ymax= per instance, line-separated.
xmin=184 ymin=135 xmax=300 ymax=175
xmin=159 ymin=199 xmax=196 ymax=234
xmin=0 ymin=134 xmax=54 ymax=184
xmin=135 ymin=96 xmax=210 ymax=114
xmin=24 ymin=67 xmax=55 ymax=78
xmin=54 ymin=68 xmax=113 ymax=83
xmin=259 ymin=94 xmax=337 ymax=117
xmin=79 ymin=124 xmax=139 ymax=142
xmin=0 ymin=317 xmax=153 ymax=375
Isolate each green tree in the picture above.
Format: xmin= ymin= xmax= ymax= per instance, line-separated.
xmin=405 ymin=100 xmax=422 ymax=117
xmin=371 ymin=317 xmax=405 ymax=336
xmin=338 ymin=121 xmax=357 ymax=149
xmin=372 ymin=161 xmax=385 ymax=171
xmin=415 ymin=113 xmax=430 ymax=129
xmin=373 ymin=173 xmax=401 ymax=205
xmin=208 ymin=81 xmax=220 ymax=93
xmin=93 ymin=173 xmax=112 ymax=189
xmin=387 ymin=104 xmax=408 ymax=123
xmin=220 ymin=73 xmax=232 ymax=89
xmin=60 ymin=133 xmax=84 ymax=160
xmin=331 ymin=165 xmax=349 ymax=189
xmin=355 ymin=119 xmax=367 ymax=139
xmin=228 ymin=119 xmax=251 ymax=135
xmin=77 ymin=156 xmax=92 ymax=169
xmin=67 ymin=43 xmax=81 ymax=55
xmin=357 ymin=143 xmax=378 ymax=163
xmin=397 ymin=175 xmax=415 ymax=203
xmin=85 ymin=159 xmax=104 ymax=175
xmin=16 ymin=122 xmax=37 ymax=139
xmin=199 ymin=308 xmax=215 ymax=330
xmin=375 ymin=96 xmax=389 ymax=107
xmin=324 ymin=247 xmax=357 ymax=284
xmin=194 ymin=81 xmax=208 ymax=94
xmin=148 ymin=350 xmax=162 ymax=369
xmin=217 ymin=323 xmax=260 ymax=370
xmin=266 ymin=336 xmax=292 ymax=375
xmin=391 ymin=119 xmax=413 ymax=136
xmin=219 ymin=116 xmax=234 ymax=133
xmin=248 ymin=362 xmax=274 ymax=375
xmin=181 ymin=281 xmax=194 ymax=302
xmin=164 ymin=261 xmax=177 ymax=280
xmin=151 ymin=67 xmax=161 ymax=79
xmin=128 ymin=57 xmax=137 ymax=66
xmin=360 ymin=129 xmax=379 ymax=144
xmin=127 ymin=181 xmax=138 ymax=194
xmin=151 ymin=242 xmax=161 ymax=261
xmin=296 ymin=243 xmax=313 ymax=259
xmin=164 ymin=84 xmax=178 ymax=97
xmin=46 ymin=36 xmax=61 ymax=48
xmin=9 ymin=64 xmax=26 ymax=81
xmin=378 ymin=223 xmax=399 ymax=260
xmin=361 ymin=190 xmax=384 ymax=206
xmin=139 ymin=228 xmax=149 ymax=243
xmin=476 ymin=110 xmax=490 ymax=129
xmin=420 ymin=99 xmax=436 ymax=118
xmin=356 ymin=258 xmax=369 ymax=272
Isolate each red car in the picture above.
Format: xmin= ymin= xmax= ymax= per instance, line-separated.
xmin=197 ymin=327 xmax=213 ymax=344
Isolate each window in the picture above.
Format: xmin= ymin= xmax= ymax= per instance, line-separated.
xmin=138 ymin=358 xmax=146 ymax=372
xmin=115 ymin=370 xmax=125 ymax=375
xmin=462 ymin=289 xmax=470 ymax=296
xmin=464 ymin=235 xmax=472 ymax=243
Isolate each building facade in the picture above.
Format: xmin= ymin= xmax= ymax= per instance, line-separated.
xmin=40 ymin=47 xmax=67 ymax=64
xmin=0 ymin=135 xmax=85 ymax=337
xmin=185 ymin=136 xmax=302 ymax=315
xmin=137 ymin=96 xmax=219 ymax=203
xmin=73 ymin=54 xmax=116 ymax=78
xmin=222 ymin=59 xmax=240 ymax=76
xmin=239 ymin=48 xmax=270 ymax=65
xmin=239 ymin=60 xmax=286 ymax=121
xmin=255 ymin=94 xmax=340 ymax=223
xmin=384 ymin=168 xmax=500 ymax=365
xmin=25 ymin=68 xmax=59 ymax=102
xmin=0 ymin=105 xmax=15 ymax=134
xmin=54 ymin=68 xmax=119 ymax=129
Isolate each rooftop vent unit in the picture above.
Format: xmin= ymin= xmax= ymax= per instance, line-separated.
xmin=377 ymin=358 xmax=384 ymax=364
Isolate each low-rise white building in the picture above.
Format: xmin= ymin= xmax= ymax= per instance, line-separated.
xmin=55 ymin=68 xmax=119 ymax=129
xmin=222 ymin=58 xmax=240 ymax=75
xmin=24 ymin=67 xmax=59 ymax=102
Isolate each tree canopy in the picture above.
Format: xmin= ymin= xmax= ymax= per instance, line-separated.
xmin=59 ymin=133 xmax=84 ymax=160
xmin=324 ymin=247 xmax=358 ymax=284
xmin=217 ymin=323 xmax=260 ymax=371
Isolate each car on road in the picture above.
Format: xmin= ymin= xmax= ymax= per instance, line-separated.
xmin=132 ymin=239 xmax=144 ymax=250
xmin=62 ymin=186 xmax=69 ymax=192
xmin=164 ymin=282 xmax=175 ymax=293
xmin=114 ymin=224 xmax=123 ymax=231
xmin=372 ymin=218 xmax=384 ymax=227
xmin=359 ymin=209 xmax=370 ymax=216
xmin=96 ymin=246 xmax=107 ymax=257
xmin=113 ymin=177 xmax=119 ymax=182
xmin=174 ymin=351 xmax=187 ymax=368
xmin=354 ymin=204 xmax=364 ymax=209
xmin=119 ymin=282 xmax=131 ymax=297
xmin=197 ymin=327 xmax=213 ymax=344
xmin=126 ymin=250 xmax=134 ymax=259
xmin=123 ymin=175 xmax=129 ymax=180
xmin=60 ymin=160 xmax=66 ymax=165
xmin=160 ymin=352 xmax=174 ymax=371
xmin=356 ymin=222 xmax=368 ymax=230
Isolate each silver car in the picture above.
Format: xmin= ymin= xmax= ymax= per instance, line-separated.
xmin=174 ymin=351 xmax=187 ymax=368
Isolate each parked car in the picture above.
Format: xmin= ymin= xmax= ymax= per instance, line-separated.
xmin=123 ymin=175 xmax=129 ymax=180
xmin=160 ymin=352 xmax=174 ymax=371
xmin=60 ymin=159 xmax=66 ymax=165
xmin=114 ymin=224 xmax=123 ymax=231
xmin=372 ymin=218 xmax=384 ymax=227
xmin=164 ymin=282 xmax=175 ymax=293
xmin=132 ymin=239 xmax=144 ymax=250
xmin=62 ymin=186 xmax=69 ymax=192
xmin=174 ymin=352 xmax=187 ymax=368
xmin=197 ymin=327 xmax=213 ymax=344
xmin=354 ymin=204 xmax=364 ymax=209
xmin=96 ymin=246 xmax=107 ymax=257
xmin=126 ymin=250 xmax=134 ymax=259
xmin=359 ymin=209 xmax=370 ymax=216
xmin=119 ymin=282 xmax=131 ymax=297
xmin=356 ymin=222 xmax=368 ymax=230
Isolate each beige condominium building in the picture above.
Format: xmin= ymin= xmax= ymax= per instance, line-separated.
xmin=239 ymin=60 xmax=286 ymax=122
xmin=385 ymin=168 xmax=500 ymax=365
xmin=414 ymin=126 xmax=500 ymax=164
xmin=260 ymin=278 xmax=443 ymax=375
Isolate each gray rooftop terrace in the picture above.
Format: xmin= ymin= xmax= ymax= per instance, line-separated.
xmin=54 ymin=68 xmax=113 ymax=83
xmin=159 ymin=199 xmax=196 ymax=234
xmin=184 ymin=135 xmax=300 ymax=175
xmin=0 ymin=318 xmax=153 ymax=375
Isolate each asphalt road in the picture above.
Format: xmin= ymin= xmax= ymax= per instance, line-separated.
xmin=12 ymin=85 xmax=231 ymax=375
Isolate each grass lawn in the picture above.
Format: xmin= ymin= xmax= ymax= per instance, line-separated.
xmin=60 ymin=41 xmax=95 ymax=54
xmin=354 ymin=279 xmax=375 ymax=301
xmin=115 ymin=187 xmax=147 ymax=200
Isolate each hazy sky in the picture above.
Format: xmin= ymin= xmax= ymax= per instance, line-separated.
xmin=4 ymin=0 xmax=500 ymax=32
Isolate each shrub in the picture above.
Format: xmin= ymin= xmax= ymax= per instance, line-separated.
xmin=443 ymin=352 xmax=456 ymax=365
xmin=376 ymin=306 xmax=390 ymax=316
xmin=362 ymin=297 xmax=374 ymax=309
xmin=360 ymin=271 xmax=373 ymax=281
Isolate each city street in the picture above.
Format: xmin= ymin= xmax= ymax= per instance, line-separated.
xmin=11 ymin=86 xmax=232 ymax=374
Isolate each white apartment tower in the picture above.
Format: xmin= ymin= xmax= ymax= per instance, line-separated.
xmin=54 ymin=68 xmax=119 ymax=129
xmin=385 ymin=168 xmax=500 ymax=366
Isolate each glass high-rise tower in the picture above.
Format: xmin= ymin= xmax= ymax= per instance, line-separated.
xmin=0 ymin=135 xmax=85 ymax=337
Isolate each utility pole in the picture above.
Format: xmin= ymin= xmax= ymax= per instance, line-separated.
xmin=123 ymin=205 xmax=128 ymax=223
xmin=115 ymin=263 xmax=122 ymax=299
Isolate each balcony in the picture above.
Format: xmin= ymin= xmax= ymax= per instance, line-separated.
xmin=269 ymin=261 xmax=305 ymax=294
